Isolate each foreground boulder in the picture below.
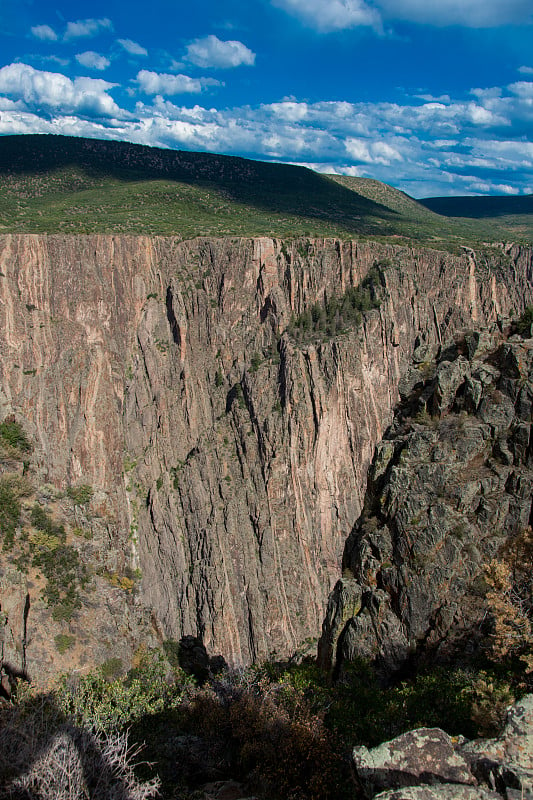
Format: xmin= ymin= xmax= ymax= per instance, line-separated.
xmin=352 ymin=695 xmax=533 ymax=799
xmin=373 ymin=788 xmax=501 ymax=800
xmin=353 ymin=728 xmax=475 ymax=797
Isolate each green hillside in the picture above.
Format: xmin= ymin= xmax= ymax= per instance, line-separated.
xmin=0 ymin=134 xmax=530 ymax=244
xmin=420 ymin=194 xmax=533 ymax=241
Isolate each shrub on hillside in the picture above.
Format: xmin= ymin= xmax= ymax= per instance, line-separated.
xmin=0 ymin=474 xmax=29 ymax=549
xmin=327 ymin=658 xmax=514 ymax=744
xmin=0 ymin=417 xmax=32 ymax=454
xmin=57 ymin=648 xmax=192 ymax=734
xmin=288 ymin=266 xmax=383 ymax=343
xmin=515 ymin=306 xmax=533 ymax=336
xmin=67 ymin=484 xmax=94 ymax=505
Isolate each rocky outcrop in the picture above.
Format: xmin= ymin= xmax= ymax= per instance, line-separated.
xmin=352 ymin=695 xmax=533 ymax=800
xmin=462 ymin=694 xmax=533 ymax=798
xmin=319 ymin=325 xmax=533 ymax=676
xmin=373 ymin=789 xmax=501 ymax=800
xmin=0 ymin=235 xmax=532 ymax=678
xmin=353 ymin=728 xmax=476 ymax=795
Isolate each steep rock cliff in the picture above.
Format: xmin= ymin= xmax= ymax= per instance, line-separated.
xmin=319 ymin=323 xmax=533 ymax=677
xmin=0 ymin=235 xmax=532 ymax=677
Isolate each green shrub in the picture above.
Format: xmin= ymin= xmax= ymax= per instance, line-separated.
xmin=0 ymin=418 xmax=31 ymax=454
xmin=414 ymin=408 xmax=440 ymax=428
xmin=289 ymin=266 xmax=382 ymax=344
xmin=54 ymin=633 xmax=75 ymax=654
xmin=66 ymin=484 xmax=93 ymax=505
xmin=469 ymin=673 xmax=515 ymax=737
xmin=256 ymin=659 xmax=330 ymax=717
xmin=327 ymin=659 xmax=513 ymax=745
xmin=0 ymin=477 xmax=22 ymax=549
xmin=29 ymin=505 xmax=84 ymax=620
xmin=162 ymin=640 xmax=181 ymax=672
xmin=0 ymin=475 xmax=31 ymax=549
xmin=30 ymin=504 xmax=66 ymax=540
xmin=57 ymin=649 xmax=188 ymax=733
xmin=100 ymin=656 xmax=124 ymax=681
xmin=516 ymin=306 xmax=533 ymax=336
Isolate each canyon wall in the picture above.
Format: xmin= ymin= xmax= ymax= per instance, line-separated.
xmin=318 ymin=327 xmax=533 ymax=678
xmin=0 ymin=235 xmax=532 ymax=675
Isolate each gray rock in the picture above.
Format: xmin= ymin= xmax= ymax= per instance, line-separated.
xmin=373 ymin=787 xmax=501 ymax=800
xmin=431 ymin=357 xmax=471 ymax=415
xmin=464 ymin=376 xmax=483 ymax=411
xmin=464 ymin=329 xmax=497 ymax=362
xmin=319 ymin=327 xmax=533 ymax=676
xmin=352 ymin=728 xmax=476 ymax=798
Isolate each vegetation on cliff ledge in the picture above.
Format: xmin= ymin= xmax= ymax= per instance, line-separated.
xmin=288 ymin=264 xmax=384 ymax=343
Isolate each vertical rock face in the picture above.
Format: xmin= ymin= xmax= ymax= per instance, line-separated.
xmin=0 ymin=235 xmax=531 ymax=674
xmin=318 ymin=328 xmax=533 ymax=677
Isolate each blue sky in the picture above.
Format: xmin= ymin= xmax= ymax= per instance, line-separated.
xmin=0 ymin=0 xmax=532 ymax=197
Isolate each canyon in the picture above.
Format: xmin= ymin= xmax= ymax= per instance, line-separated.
xmin=0 ymin=233 xmax=532 ymax=680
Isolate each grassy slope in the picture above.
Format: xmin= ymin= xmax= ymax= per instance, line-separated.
xmin=420 ymin=194 xmax=533 ymax=242
xmin=0 ymin=134 xmax=531 ymax=244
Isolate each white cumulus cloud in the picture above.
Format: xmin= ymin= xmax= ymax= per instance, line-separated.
xmin=345 ymin=137 xmax=403 ymax=164
xmin=31 ymin=24 xmax=58 ymax=41
xmin=266 ymin=101 xmax=309 ymax=121
xmin=136 ymin=70 xmax=222 ymax=95
xmin=1 ymin=63 xmax=532 ymax=197
xmin=64 ymin=18 xmax=113 ymax=41
xmin=184 ymin=35 xmax=256 ymax=68
xmin=75 ymin=51 xmax=110 ymax=71
xmin=0 ymin=62 xmax=123 ymax=118
xmin=118 ymin=38 xmax=148 ymax=56
xmin=271 ymin=0 xmax=381 ymax=31
xmin=508 ymin=81 xmax=533 ymax=99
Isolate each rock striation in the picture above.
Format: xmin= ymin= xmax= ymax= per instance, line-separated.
xmin=0 ymin=235 xmax=532 ymax=678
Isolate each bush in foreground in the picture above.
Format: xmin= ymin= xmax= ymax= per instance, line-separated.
xmin=0 ymin=692 xmax=159 ymax=800
xmin=183 ymin=668 xmax=349 ymax=800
